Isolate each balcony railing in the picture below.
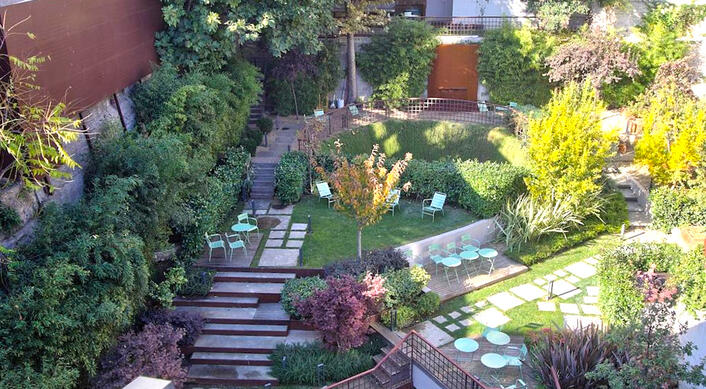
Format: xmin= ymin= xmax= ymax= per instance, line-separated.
xmin=298 ymin=98 xmax=510 ymax=151
xmin=324 ymin=330 xmax=490 ymax=389
xmin=417 ymin=16 xmax=537 ymax=35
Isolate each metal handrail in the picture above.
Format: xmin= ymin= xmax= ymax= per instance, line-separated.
xmin=324 ymin=330 xmax=490 ymax=389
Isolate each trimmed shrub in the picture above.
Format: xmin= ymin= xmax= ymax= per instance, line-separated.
xmin=382 ymin=268 xmax=426 ymax=309
xmin=280 ymin=276 xmax=327 ymax=317
xmin=401 ymin=159 xmax=528 ymax=218
xmin=0 ymin=203 xmax=21 ymax=233
xmin=256 ymin=116 xmax=274 ymax=134
xmin=269 ymin=340 xmax=382 ymax=385
xmin=238 ymin=127 xmax=263 ymax=155
xmin=668 ymin=248 xmax=706 ymax=314
xmin=650 ymin=186 xmax=706 ymax=230
xmin=176 ymin=268 xmax=215 ymax=297
xmin=415 ymin=292 xmax=441 ymax=318
xmin=323 ymin=248 xmax=409 ymax=278
xmin=213 ymin=146 xmax=250 ymax=199
xmin=91 ymin=323 xmax=187 ymax=389
xmin=139 ymin=309 xmax=205 ymax=348
xmin=382 ymin=304 xmax=417 ymax=329
xmin=275 ymin=151 xmax=309 ymax=204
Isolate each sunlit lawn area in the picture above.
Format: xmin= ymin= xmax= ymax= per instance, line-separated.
xmin=292 ymin=195 xmax=477 ymax=267
xmin=435 ymin=235 xmax=620 ymax=337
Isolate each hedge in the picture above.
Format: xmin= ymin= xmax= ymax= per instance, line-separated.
xmin=650 ymin=186 xmax=706 ymax=231
xmin=400 ymin=159 xmax=528 ymax=218
xmin=275 ymin=151 xmax=309 ymax=204
xmin=506 ymin=192 xmax=629 ymax=266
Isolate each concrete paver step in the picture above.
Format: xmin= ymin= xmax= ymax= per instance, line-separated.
xmin=173 ymin=296 xmax=258 ymax=308
xmin=213 ymin=271 xmax=295 ymax=283
xmin=176 ymin=303 xmax=290 ymax=324
xmin=210 ymin=281 xmax=284 ymax=297
xmin=187 ymin=364 xmax=276 ymax=386
xmin=190 ymin=352 xmax=272 ymax=366
xmin=202 ymin=323 xmax=288 ymax=336
xmin=192 ymin=330 xmax=321 ymax=353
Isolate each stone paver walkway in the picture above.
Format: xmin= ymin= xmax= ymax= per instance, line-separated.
xmin=253 ymin=204 xmax=309 ymax=267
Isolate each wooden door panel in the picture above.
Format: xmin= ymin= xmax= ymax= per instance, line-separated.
xmin=428 ymin=44 xmax=479 ymax=101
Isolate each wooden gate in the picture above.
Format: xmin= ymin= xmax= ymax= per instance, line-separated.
xmin=427 ymin=44 xmax=479 ymax=101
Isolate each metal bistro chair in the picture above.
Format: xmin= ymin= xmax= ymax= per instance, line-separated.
xmin=316 ymin=181 xmax=336 ymax=208
xmin=387 ymin=189 xmax=401 ymax=215
xmin=236 ymin=212 xmax=259 ymax=243
xmin=224 ymin=233 xmax=247 ymax=261
xmin=205 ymin=233 xmax=226 ymax=262
xmin=421 ymin=192 xmax=447 ymax=221
xmin=428 ymin=243 xmax=444 ymax=275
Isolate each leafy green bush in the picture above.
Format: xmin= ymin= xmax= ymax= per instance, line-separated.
xmin=415 ymin=291 xmax=441 ymax=318
xmin=401 ymin=159 xmax=528 ymax=218
xmin=383 ymin=304 xmax=417 ymax=329
xmin=323 ymin=248 xmax=409 ymax=278
xmin=478 ymin=24 xmax=557 ymax=106
xmin=176 ymin=268 xmax=215 ymax=297
xmin=280 ymin=276 xmax=327 ymax=317
xmin=650 ymin=186 xmax=706 ymax=230
xmin=269 ymin=339 xmax=385 ymax=385
xmin=131 ymin=64 xmax=186 ymax=125
xmin=275 ymin=151 xmax=309 ymax=204
xmin=382 ymin=268 xmax=427 ymax=309
xmin=256 ymin=116 xmax=274 ymax=134
xmin=321 ymin=120 xmax=527 ymax=167
xmin=238 ymin=127 xmax=263 ymax=155
xmin=526 ymin=0 xmax=590 ymax=31
xmin=0 ymin=203 xmax=21 ymax=233
xmin=359 ymin=18 xmax=438 ymax=100
xmin=507 ymin=192 xmax=628 ymax=266
xmin=670 ymin=248 xmax=706 ymax=314
xmin=213 ymin=146 xmax=250 ymax=199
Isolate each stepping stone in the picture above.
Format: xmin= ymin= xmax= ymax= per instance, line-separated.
xmin=291 ymin=223 xmax=308 ymax=231
xmin=271 ymin=216 xmax=291 ymax=230
xmin=285 ymin=240 xmax=303 ymax=248
xmin=547 ymin=279 xmax=577 ymax=297
xmin=259 ymin=249 xmax=299 ymax=267
xmin=566 ymin=275 xmax=581 ymax=284
xmin=254 ymin=209 xmax=268 ymax=215
xmin=586 ymin=286 xmax=600 ymax=296
xmin=534 ymin=278 xmax=547 ymax=286
xmin=487 ymin=292 xmax=524 ymax=311
xmin=460 ymin=318 xmax=473 ymax=326
xmin=449 ymin=311 xmax=462 ymax=319
xmin=537 ymin=301 xmax=556 ymax=312
xmin=288 ymin=231 xmax=306 ymax=239
xmin=554 ymin=269 xmax=568 ymax=277
xmin=510 ymin=284 xmax=546 ymax=302
xmin=475 ymin=300 xmax=488 ymax=308
xmin=409 ymin=322 xmax=453 ymax=347
xmin=584 ymin=256 xmax=599 ymax=265
xmin=269 ymin=230 xmax=286 ymax=239
xmin=446 ymin=323 xmax=460 ymax=332
xmin=473 ymin=307 xmax=511 ymax=328
xmin=559 ymin=289 xmax=582 ymax=300
xmin=268 ymin=205 xmax=294 ymax=215
xmin=559 ymin=303 xmax=580 ymax=314
xmin=583 ymin=296 xmax=598 ymax=304
xmin=544 ymin=274 xmax=558 ymax=281
xmin=433 ymin=316 xmax=447 ymax=324
xmin=581 ymin=304 xmax=601 ymax=315
xmin=565 ymin=262 xmax=597 ymax=279
xmin=265 ymin=239 xmax=284 ymax=248
xmin=564 ymin=315 xmax=602 ymax=330
xmin=460 ymin=306 xmax=474 ymax=314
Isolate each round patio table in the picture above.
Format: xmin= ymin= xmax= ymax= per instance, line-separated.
xmin=460 ymin=250 xmax=480 ymax=275
xmin=231 ymin=223 xmax=255 ymax=243
xmin=478 ymin=248 xmax=498 ymax=259
xmin=454 ymin=338 xmax=479 ymax=354
xmin=442 ymin=256 xmax=462 ymax=285
xmin=486 ymin=330 xmax=511 ymax=349
xmin=481 ymin=352 xmax=508 ymax=381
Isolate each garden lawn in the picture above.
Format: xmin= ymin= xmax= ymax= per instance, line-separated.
xmin=434 ymin=235 xmax=620 ymax=337
xmin=321 ymin=120 xmax=527 ymax=167
xmin=292 ymin=196 xmax=476 ymax=267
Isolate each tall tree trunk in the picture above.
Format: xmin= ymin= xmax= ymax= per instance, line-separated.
xmin=346 ymin=33 xmax=358 ymax=104
xmin=357 ymin=227 xmax=363 ymax=262
xmin=289 ymin=80 xmax=300 ymax=119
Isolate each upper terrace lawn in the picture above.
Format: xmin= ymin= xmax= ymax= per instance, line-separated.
xmin=321 ymin=120 xmax=527 ymax=167
xmin=292 ymin=196 xmax=476 ymax=267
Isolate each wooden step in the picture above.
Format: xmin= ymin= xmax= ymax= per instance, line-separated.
xmin=190 ymin=352 xmax=272 ymax=366
xmin=173 ymin=296 xmax=259 ymax=308
xmin=373 ymin=354 xmax=401 ymax=376
xmin=213 ymin=271 xmax=295 ymax=283
xmin=191 ymin=330 xmax=321 ymax=354
xmin=187 ymin=364 xmax=277 ymax=386
xmin=202 ymin=323 xmax=288 ymax=336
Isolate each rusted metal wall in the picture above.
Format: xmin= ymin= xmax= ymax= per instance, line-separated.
xmin=0 ymin=0 xmax=163 ymax=112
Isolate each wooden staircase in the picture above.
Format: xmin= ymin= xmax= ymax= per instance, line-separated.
xmin=176 ymin=267 xmax=321 ymax=386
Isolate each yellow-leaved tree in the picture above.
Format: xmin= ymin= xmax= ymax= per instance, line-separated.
xmin=316 ymin=143 xmax=411 ymax=260
xmin=526 ymin=81 xmax=617 ymax=217
xmin=634 ymin=82 xmax=706 ymax=186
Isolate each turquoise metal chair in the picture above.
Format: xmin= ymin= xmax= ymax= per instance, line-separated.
xmin=461 ymin=234 xmax=480 ymax=252
xmin=225 ymin=233 xmax=247 ymax=260
xmin=501 ymin=379 xmax=527 ymax=389
xmin=478 ymin=101 xmax=488 ymax=112
xmin=503 ymin=344 xmax=528 ymax=379
xmin=348 ymin=105 xmax=359 ymax=116
xmin=509 ymin=101 xmax=518 ymax=108
xmin=316 ymin=181 xmax=335 ymax=208
xmin=444 ymin=242 xmax=460 ymax=257
xmin=237 ymin=212 xmax=259 ymax=243
xmin=387 ymin=189 xmax=401 ymax=215
xmin=422 ymin=192 xmax=446 ymax=221
xmin=205 ymin=233 xmax=226 ymax=262
xmin=428 ymin=243 xmax=443 ymax=275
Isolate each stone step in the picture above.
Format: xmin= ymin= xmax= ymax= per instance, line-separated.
xmin=176 ymin=303 xmax=290 ymax=324
xmin=187 ymin=364 xmax=276 ymax=386
xmin=373 ymin=354 xmax=401 ymax=376
xmin=173 ymin=296 xmax=259 ymax=308
xmin=190 ymin=352 xmax=272 ymax=366
xmin=202 ymin=323 xmax=289 ymax=336
xmin=210 ymin=282 xmax=284 ymax=302
xmin=627 ymin=202 xmax=644 ymax=212
xmin=213 ymin=271 xmax=295 ymax=283
xmin=251 ymin=193 xmax=274 ymax=200
xmin=191 ymin=330 xmax=321 ymax=354
xmin=616 ymin=182 xmax=631 ymax=190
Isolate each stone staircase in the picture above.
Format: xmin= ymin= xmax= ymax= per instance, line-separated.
xmin=175 ymin=268 xmax=321 ymax=386
xmin=249 ymin=120 xmax=301 ymax=203
xmin=610 ymin=171 xmax=651 ymax=227
xmin=251 ymin=162 xmax=277 ymax=200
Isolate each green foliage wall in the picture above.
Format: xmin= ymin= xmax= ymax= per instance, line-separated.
xmin=275 ymin=151 xmax=310 ymax=204
xmin=478 ymin=24 xmax=557 ymax=106
xmin=358 ymin=18 xmax=439 ymax=100
xmin=650 ymin=186 xmax=706 ymax=230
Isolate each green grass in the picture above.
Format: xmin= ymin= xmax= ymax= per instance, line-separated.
xmin=435 ymin=235 xmax=620 ymax=337
xmin=321 ymin=120 xmax=527 ymax=167
xmin=292 ymin=196 xmax=477 ymax=267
